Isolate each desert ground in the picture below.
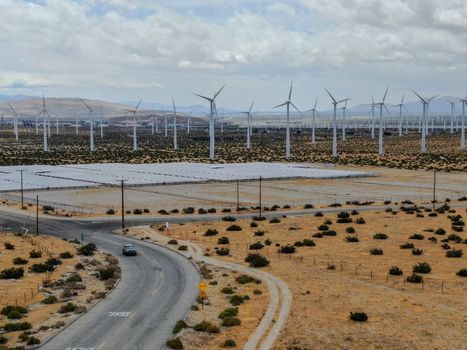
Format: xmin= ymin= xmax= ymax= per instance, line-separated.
xmin=126 ymin=202 xmax=466 ymax=349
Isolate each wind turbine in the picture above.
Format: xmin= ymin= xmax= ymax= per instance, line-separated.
xmin=171 ymin=98 xmax=182 ymax=150
xmin=369 ymin=96 xmax=376 ymax=139
xmin=412 ymin=91 xmax=437 ymax=152
xmin=338 ymin=99 xmax=350 ymax=141
xmin=374 ymin=87 xmax=391 ymax=156
xmin=273 ymin=82 xmax=302 ymax=159
xmin=240 ymin=101 xmax=254 ymax=149
xmin=124 ymin=100 xmax=142 ymax=151
xmin=460 ymin=95 xmax=466 ymax=149
xmin=187 ymin=111 xmax=192 ymax=134
xmin=194 ymin=85 xmax=225 ymax=160
xmin=80 ymin=99 xmax=95 ymax=152
xmin=40 ymin=94 xmax=48 ymax=152
xmin=99 ymin=106 xmax=104 ymax=138
xmin=325 ymin=89 xmax=350 ymax=157
xmin=7 ymin=102 xmax=18 ymax=141
xmin=393 ymin=94 xmax=406 ymax=137
xmin=306 ymin=98 xmax=318 ymax=144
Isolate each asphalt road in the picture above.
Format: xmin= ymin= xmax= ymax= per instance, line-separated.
xmin=0 ymin=210 xmax=200 ymax=350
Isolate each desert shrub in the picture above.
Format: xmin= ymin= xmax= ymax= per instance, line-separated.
xmin=264 ymin=239 xmax=272 ymax=245
xmin=58 ymin=302 xmax=76 ymax=313
xmin=302 ymin=239 xmax=316 ymax=247
xmin=99 ymin=267 xmax=115 ymax=280
xmin=346 ymin=227 xmax=355 ymax=234
xmin=59 ymin=251 xmax=74 ymax=259
xmin=66 ymin=273 xmax=83 ymax=283
xmin=197 ymin=208 xmax=207 ymax=214
xmin=389 ymin=266 xmax=403 ymax=275
xmin=409 ymin=233 xmax=424 ymax=240
xmin=12 ymin=257 xmax=28 ymax=265
xmin=323 ymin=230 xmax=337 ymax=236
xmin=428 ymin=236 xmax=437 ymax=243
xmin=45 ymin=258 xmax=62 ymax=267
xmin=236 ymin=275 xmax=256 ymax=284
xmin=1 ymin=306 xmax=28 ymax=317
xmin=452 ymin=226 xmax=464 ymax=232
xmin=166 ymin=337 xmax=183 ymax=350
xmin=373 ymin=233 xmax=388 ymax=240
xmin=193 ymin=321 xmax=211 ymax=332
xmin=222 ymin=339 xmax=237 ymax=347
xmin=252 ymin=216 xmax=266 ymax=221
xmin=314 ymin=211 xmax=323 ymax=217
xmin=3 ymin=321 xmax=32 ymax=332
xmin=312 ymin=232 xmax=323 ymax=238
xmin=222 ymin=216 xmax=236 ymax=222
xmin=27 ymin=336 xmax=40 ymax=345
xmin=303 ymin=203 xmax=314 ymax=209
xmin=172 ymin=320 xmax=187 ymax=334
xmin=229 ymin=295 xmax=247 ymax=306
xmin=178 ymin=245 xmax=188 ymax=251
xmin=29 ymin=249 xmax=42 ymax=258
xmin=400 ymin=242 xmax=414 ymax=249
xmin=221 ymin=286 xmax=234 ymax=294
xmin=369 ymin=248 xmax=383 ymax=255
xmin=42 ymin=295 xmax=58 ymax=304
xmin=4 ymin=242 xmax=14 ymax=250
xmin=324 ymin=219 xmax=332 ymax=225
xmin=441 ymin=243 xmax=451 ymax=250
xmin=294 ymin=241 xmax=303 ymax=247
xmin=0 ymin=267 xmax=24 ymax=279
xmin=168 ymin=239 xmax=178 ymax=245
xmin=456 ymin=269 xmax=467 ymax=277
xmin=0 ymin=336 xmax=6 ymax=344
xmin=412 ymin=248 xmax=423 ymax=256
xmin=318 ymin=224 xmax=329 ymax=231
xmin=216 ymin=248 xmax=230 ymax=256
xmin=269 ymin=217 xmax=281 ymax=224
xmin=249 ymin=242 xmax=264 ymax=250
xmin=78 ymin=243 xmax=97 ymax=256
xmin=406 ymin=273 xmax=423 ymax=283
xmin=447 ymin=234 xmax=462 ymax=242
xmin=226 ymin=225 xmax=242 ymax=231
xmin=278 ymin=245 xmax=296 ymax=254
xmin=329 ymin=203 xmax=342 ymax=207
xmin=446 ymin=249 xmax=463 ymax=258
xmin=182 ymin=207 xmax=194 ymax=214
xmin=355 ymin=217 xmax=366 ymax=224
xmin=413 ymin=262 xmax=431 ymax=274
xmin=349 ymin=312 xmax=368 ymax=322
xmin=217 ymin=237 xmax=229 ymax=245
xmin=207 ymin=208 xmax=216 ymax=213
xmin=222 ymin=208 xmax=232 ymax=213
xmin=345 ymin=236 xmax=359 ymax=243
xmin=244 ymin=253 xmax=269 ymax=267
xmin=435 ymin=228 xmax=446 ymax=235
xmin=254 ymin=230 xmax=265 ymax=237
xmin=75 ymin=262 xmax=84 ymax=270
xmin=250 ymin=221 xmax=258 ymax=228
xmin=29 ymin=264 xmax=52 ymax=273
xmin=133 ymin=208 xmax=143 ymax=215
xmin=219 ymin=307 xmax=238 ymax=319
xmin=222 ymin=317 xmax=241 ymax=327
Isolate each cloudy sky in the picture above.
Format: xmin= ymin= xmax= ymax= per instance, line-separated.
xmin=0 ymin=0 xmax=466 ymax=109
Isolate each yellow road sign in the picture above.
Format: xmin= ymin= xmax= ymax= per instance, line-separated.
xmin=198 ymin=281 xmax=208 ymax=291
xmin=199 ymin=290 xmax=208 ymax=299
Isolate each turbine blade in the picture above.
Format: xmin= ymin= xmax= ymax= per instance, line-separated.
xmin=249 ymin=101 xmax=254 ymax=113
xmin=401 ymin=93 xmax=405 ymax=104
xmin=324 ymin=89 xmax=337 ymax=103
xmin=382 ymin=86 xmax=389 ymax=103
xmin=314 ymin=97 xmax=318 ymax=109
xmin=194 ymin=93 xmax=213 ymax=102
xmin=213 ymin=84 xmax=225 ymax=100
xmin=337 ymin=98 xmax=351 ymax=104
xmin=273 ymin=102 xmax=288 ymax=109
xmin=290 ymin=102 xmax=303 ymax=116
xmin=135 ymin=99 xmax=142 ymax=112
xmin=80 ymin=99 xmax=93 ymax=112
xmin=383 ymin=103 xmax=391 ymax=116
xmin=7 ymin=101 xmax=17 ymax=115
xmin=411 ymin=90 xmax=426 ymax=104
xmin=288 ymin=81 xmax=293 ymax=101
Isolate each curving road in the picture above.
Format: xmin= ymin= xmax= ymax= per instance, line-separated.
xmin=0 ymin=210 xmax=200 ymax=350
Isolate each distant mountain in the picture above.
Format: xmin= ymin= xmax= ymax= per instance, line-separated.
xmin=0 ymin=94 xmax=36 ymax=102
xmin=120 ymin=100 xmax=240 ymax=116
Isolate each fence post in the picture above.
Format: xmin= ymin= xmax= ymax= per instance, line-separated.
xmin=441 ymin=281 xmax=444 ymax=294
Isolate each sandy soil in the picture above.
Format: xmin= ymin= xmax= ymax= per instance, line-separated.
xmin=129 ymin=205 xmax=467 ymax=349
xmin=0 ymin=233 xmax=112 ymax=348
xmin=124 ymin=226 xmax=269 ymax=350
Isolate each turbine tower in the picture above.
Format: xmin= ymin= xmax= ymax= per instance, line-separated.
xmin=325 ymin=89 xmax=350 ymax=157
xmin=80 ymin=99 xmax=95 ymax=152
xmin=240 ymin=101 xmax=254 ymax=149
xmin=393 ymin=94 xmax=406 ymax=137
xmin=460 ymin=95 xmax=466 ymax=149
xmin=306 ymin=98 xmax=318 ymax=144
xmin=124 ymin=100 xmax=142 ymax=151
xmin=412 ymin=91 xmax=437 ymax=153
xmin=40 ymin=94 xmax=48 ymax=152
xmin=7 ymin=102 xmax=18 ymax=141
xmin=194 ymin=85 xmax=225 ymax=160
xmin=338 ymin=99 xmax=350 ymax=141
xmin=374 ymin=87 xmax=390 ymax=156
xmin=171 ymin=98 xmax=180 ymax=150
xmin=273 ymin=82 xmax=301 ymax=159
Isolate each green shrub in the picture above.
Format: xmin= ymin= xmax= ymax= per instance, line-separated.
xmin=412 ymin=248 xmax=423 ymax=256
xmin=78 ymin=243 xmax=97 ymax=256
xmin=66 ymin=273 xmax=83 ymax=283
xmin=456 ymin=268 xmax=467 ymax=277
xmin=204 ymin=229 xmax=218 ymax=236
xmin=349 ymin=312 xmax=368 ymax=322
xmin=269 ymin=217 xmax=281 ymax=224
xmin=42 ymin=295 xmax=58 ymax=304
xmin=389 ymin=266 xmax=403 ymax=275
xmin=435 ymin=228 xmax=446 ymax=235
xmin=182 ymin=207 xmax=195 ymax=214
xmin=198 ymin=208 xmax=207 ymax=214
xmin=355 ymin=217 xmax=366 ymax=224
xmin=222 ymin=216 xmax=236 ymax=222
xmin=58 ymin=302 xmax=76 ymax=313
xmin=0 ymin=267 xmax=24 ymax=279
xmin=168 ymin=239 xmax=178 ymax=245
xmin=312 ymin=232 xmax=323 ymax=238
xmin=29 ymin=250 xmax=42 ymax=258
xmin=221 ymin=287 xmax=234 ymax=294
xmin=222 ymin=339 xmax=237 ymax=347
xmin=369 ymin=248 xmax=383 ymax=255
xmin=323 ymin=230 xmax=337 ymax=236
xmin=59 ymin=251 xmax=74 ymax=259
xmin=207 ymin=208 xmax=217 ymax=213
xmin=12 ymin=257 xmax=28 ymax=265
xmin=219 ymin=307 xmax=238 ymax=320
xmin=303 ymin=203 xmax=314 ymax=209
xmin=446 ymin=249 xmax=463 ymax=258
xmin=193 ymin=321 xmax=210 ymax=332
xmin=278 ymin=245 xmax=295 ymax=254
xmin=345 ymin=236 xmax=359 ymax=243
xmin=318 ymin=224 xmax=329 ymax=231
xmin=26 ymin=336 xmax=40 ymax=345
xmin=400 ymin=242 xmax=414 ymax=249
xmin=406 ymin=273 xmax=423 ymax=283
xmin=373 ymin=233 xmax=388 ymax=240
xmin=45 ymin=257 xmax=62 ymax=267
xmin=172 ymin=320 xmax=187 ymax=334
xmin=0 ymin=335 xmax=7 ymax=344
xmin=1 ymin=305 xmax=27 ymax=317
xmin=222 ymin=317 xmax=241 ymax=327
xmin=250 ymin=221 xmax=258 ymax=228
xmin=245 ymin=253 xmax=269 ymax=267
xmin=29 ymin=263 xmax=53 ymax=273
xmin=236 ymin=275 xmax=256 ymax=284
xmin=447 ymin=234 xmax=462 ymax=242
xmin=314 ymin=212 xmax=323 ymax=217
xmin=99 ymin=267 xmax=115 ymax=280
xmin=166 ymin=337 xmax=183 ymax=350
xmin=302 ymin=239 xmax=316 ymax=247
xmin=254 ymin=230 xmax=265 ymax=237
xmin=4 ymin=242 xmax=14 ymax=250
xmin=409 ymin=234 xmax=424 ymax=240
xmin=413 ymin=262 xmax=431 ymax=274
xmin=217 ymin=237 xmax=229 ymax=244
xmin=6 ymin=310 xmax=22 ymax=319
xmin=226 ymin=225 xmax=242 ymax=231
xmin=229 ymin=294 xmax=249 ymax=306
xmin=106 ymin=208 xmax=116 ymax=215
xmin=346 ymin=227 xmax=355 ymax=234
xmin=3 ymin=321 xmax=32 ymax=332
xmin=216 ymin=248 xmax=230 ymax=256
xmin=249 ymin=242 xmax=264 ymax=250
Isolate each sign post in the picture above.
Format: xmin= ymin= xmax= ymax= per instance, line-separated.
xmin=198 ymin=281 xmax=208 ymax=308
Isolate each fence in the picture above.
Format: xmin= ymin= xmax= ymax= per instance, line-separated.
xmin=0 ymin=193 xmax=95 ymax=214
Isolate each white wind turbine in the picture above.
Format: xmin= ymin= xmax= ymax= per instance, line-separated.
xmin=338 ymin=99 xmax=350 ymax=141
xmin=80 ymin=99 xmax=95 ymax=152
xmin=325 ymin=89 xmax=350 ymax=157
xmin=187 ymin=111 xmax=192 ymax=134
xmin=412 ymin=91 xmax=437 ymax=153
xmin=369 ymin=96 xmax=376 ymax=139
xmin=374 ymin=87 xmax=391 ymax=156
xmin=124 ymin=100 xmax=142 ymax=151
xmin=273 ymin=82 xmax=302 ymax=159
xmin=39 ymin=94 xmax=48 ymax=152
xmin=7 ymin=102 xmax=18 ymax=141
xmin=393 ymin=94 xmax=407 ymax=137
xmin=460 ymin=95 xmax=466 ymax=149
xmin=171 ymin=98 xmax=183 ymax=150
xmin=240 ymin=101 xmax=254 ymax=149
xmin=306 ymin=98 xmax=318 ymax=144
xmin=194 ymin=85 xmax=225 ymax=160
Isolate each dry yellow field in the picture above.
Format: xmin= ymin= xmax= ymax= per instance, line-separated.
xmin=133 ymin=205 xmax=467 ymax=349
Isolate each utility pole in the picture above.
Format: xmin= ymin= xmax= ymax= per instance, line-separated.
xmin=432 ymin=170 xmax=437 ymax=210
xmin=236 ymin=179 xmax=239 ymax=212
xmin=17 ymin=169 xmax=24 ymax=209
xmin=259 ymin=177 xmax=262 ymax=218
xmin=36 ymin=195 xmax=39 ymax=236
xmin=121 ymin=180 xmax=125 ymax=229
